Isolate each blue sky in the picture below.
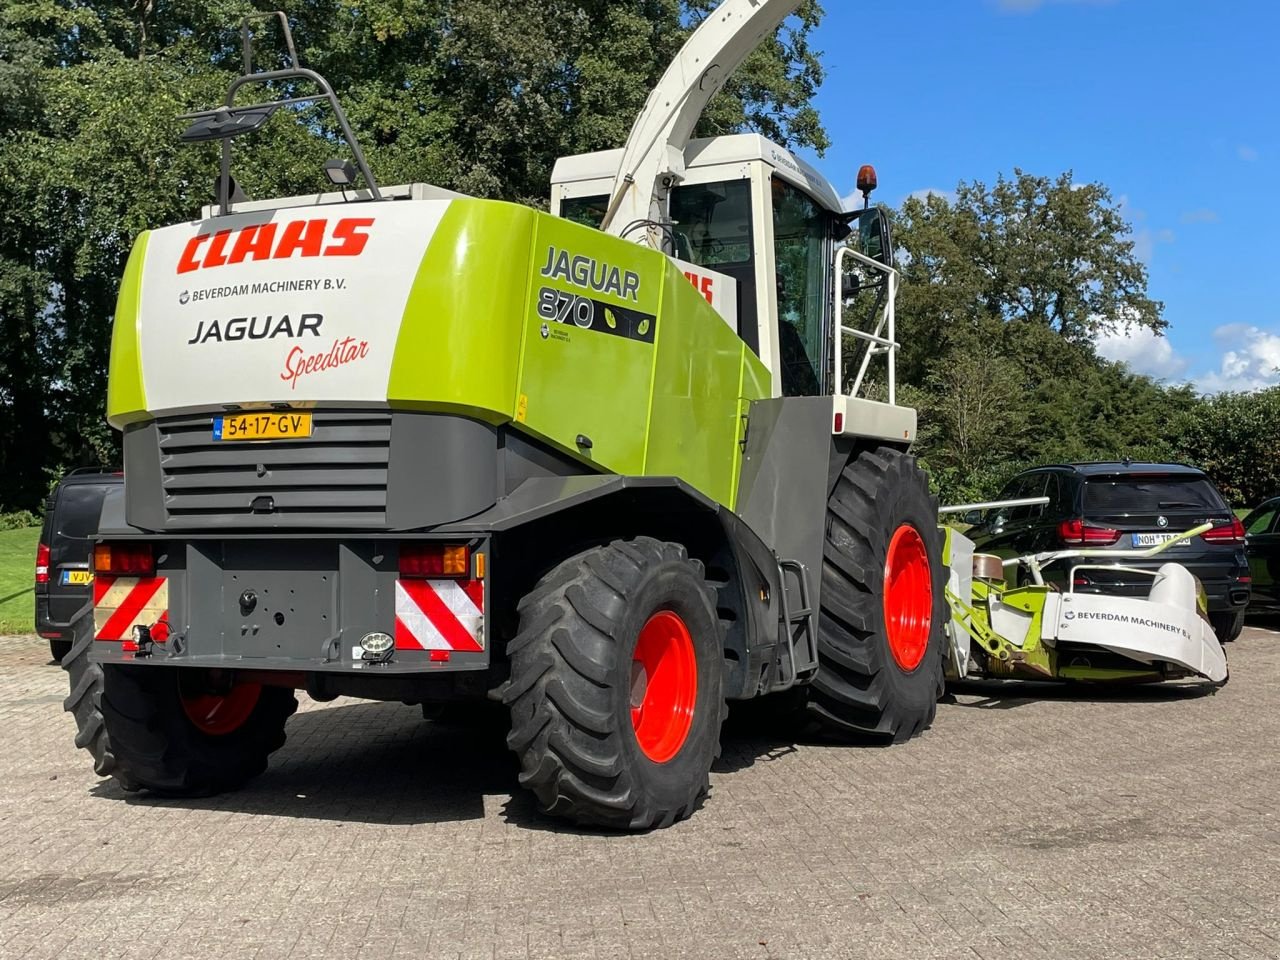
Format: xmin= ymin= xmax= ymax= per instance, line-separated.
xmin=793 ymin=0 xmax=1279 ymax=392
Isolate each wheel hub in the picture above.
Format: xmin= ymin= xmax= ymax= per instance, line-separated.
xmin=883 ymin=524 xmax=932 ymax=672
xmin=629 ymin=610 xmax=698 ymax=763
xmin=180 ymin=680 xmax=262 ymax=736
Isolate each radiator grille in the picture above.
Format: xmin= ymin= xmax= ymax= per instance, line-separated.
xmin=158 ymin=411 xmax=392 ymax=528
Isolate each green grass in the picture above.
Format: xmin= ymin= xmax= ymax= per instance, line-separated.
xmin=0 ymin=527 xmax=39 ymax=634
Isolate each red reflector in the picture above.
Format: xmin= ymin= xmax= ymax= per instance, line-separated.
xmin=1201 ymin=517 xmax=1246 ymax=544
xmin=121 ymin=639 xmax=139 ymax=653
xmin=38 ymin=630 xmax=63 ymax=639
xmin=36 ymin=542 xmax=50 ymax=585
xmin=1236 ymin=575 xmax=1252 ymax=583
xmin=1057 ymin=519 xmax=1119 ymax=545
xmin=833 ymin=412 xmax=844 ymax=433
xmin=399 ymin=543 xmax=470 ymax=578
xmin=429 ymin=649 xmax=451 ymax=662
xmin=94 ymin=543 xmax=155 ymax=576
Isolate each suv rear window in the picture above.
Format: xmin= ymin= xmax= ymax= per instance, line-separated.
xmin=1083 ymin=475 xmax=1227 ymax=515
xmin=55 ymin=483 xmax=113 ymax=541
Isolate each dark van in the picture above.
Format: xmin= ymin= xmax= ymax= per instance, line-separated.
xmin=35 ymin=470 xmax=123 ymax=661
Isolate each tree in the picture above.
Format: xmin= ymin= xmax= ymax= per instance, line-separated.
xmin=0 ymin=0 xmax=828 ymax=510
xmin=889 ymin=170 xmax=1189 ymax=504
xmin=1174 ymin=387 xmax=1280 ymax=507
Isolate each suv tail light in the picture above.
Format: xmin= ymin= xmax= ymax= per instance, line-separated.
xmin=399 ymin=542 xmax=470 ymax=578
xmin=1057 ymin=519 xmax=1120 ymax=545
xmin=93 ymin=543 xmax=155 ymax=577
xmin=1201 ymin=517 xmax=1246 ymax=544
xmin=35 ymin=542 xmax=50 ymax=585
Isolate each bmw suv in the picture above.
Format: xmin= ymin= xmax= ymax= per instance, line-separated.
xmin=965 ymin=462 xmax=1250 ymax=641
xmin=35 ymin=469 xmax=123 ymax=661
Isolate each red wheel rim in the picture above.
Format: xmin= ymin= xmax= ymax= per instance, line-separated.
xmin=180 ymin=682 xmax=261 ymax=736
xmin=630 ymin=611 xmax=698 ymax=763
xmin=883 ymin=524 xmax=932 ymax=672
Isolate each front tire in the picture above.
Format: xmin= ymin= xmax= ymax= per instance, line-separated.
xmin=807 ymin=447 xmax=947 ymax=742
xmin=101 ymin=667 xmax=297 ymax=795
xmin=502 ymin=538 xmax=726 ymax=830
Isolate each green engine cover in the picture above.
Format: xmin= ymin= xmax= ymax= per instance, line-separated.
xmin=108 ymin=196 xmax=770 ymax=509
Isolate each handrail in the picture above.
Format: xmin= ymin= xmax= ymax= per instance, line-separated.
xmin=832 ymin=245 xmax=899 ymax=404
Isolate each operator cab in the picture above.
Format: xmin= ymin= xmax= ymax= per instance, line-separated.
xmin=551 ymin=134 xmax=891 ymax=400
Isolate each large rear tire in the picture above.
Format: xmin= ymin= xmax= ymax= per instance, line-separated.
xmin=100 ymin=666 xmax=298 ymax=795
xmin=807 ymin=447 xmax=947 ymax=742
xmin=61 ymin=617 xmax=117 ymax=778
xmin=502 ymin=537 xmax=726 ymax=830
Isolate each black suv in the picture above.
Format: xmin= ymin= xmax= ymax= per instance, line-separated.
xmin=35 ymin=469 xmax=123 ymax=661
xmin=966 ymin=462 xmax=1250 ymax=641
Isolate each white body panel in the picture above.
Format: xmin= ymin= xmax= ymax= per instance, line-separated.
xmin=672 ymin=257 xmax=738 ymax=330
xmin=138 ymin=201 xmax=448 ymax=414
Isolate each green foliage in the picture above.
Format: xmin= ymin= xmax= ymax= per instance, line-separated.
xmin=891 ymin=170 xmax=1216 ymax=507
xmin=0 ymin=525 xmax=39 ymax=635
xmin=1173 ymin=387 xmax=1280 ymax=508
xmin=0 ymin=0 xmax=827 ymax=511
xmin=0 ymin=510 xmax=40 ymax=530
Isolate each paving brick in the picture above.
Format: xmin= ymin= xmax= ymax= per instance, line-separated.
xmin=0 ymin=626 xmax=1278 ymax=959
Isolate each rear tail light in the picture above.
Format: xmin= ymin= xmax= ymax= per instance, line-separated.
xmin=35 ymin=542 xmax=50 ymax=585
xmin=1057 ymin=519 xmax=1120 ymax=545
xmin=93 ymin=543 xmax=155 ymax=576
xmin=399 ymin=542 xmax=470 ymax=578
xmin=1201 ymin=517 xmax=1246 ymax=544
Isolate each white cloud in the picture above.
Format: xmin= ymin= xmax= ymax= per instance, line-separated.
xmin=1196 ymin=324 xmax=1280 ymax=393
xmin=1130 ymin=226 xmax=1175 ymax=264
xmin=1095 ymin=325 xmax=1189 ymax=380
xmin=1238 ymin=145 xmax=1259 ymax=162
xmin=1179 ymin=209 xmax=1219 ymax=224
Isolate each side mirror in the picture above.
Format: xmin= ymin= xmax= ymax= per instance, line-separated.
xmin=856 ymin=207 xmax=894 ymax=269
xmin=960 ymin=509 xmax=985 ymax=526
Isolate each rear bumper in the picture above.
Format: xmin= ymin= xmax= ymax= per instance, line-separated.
xmin=88 ymin=537 xmax=491 ymax=676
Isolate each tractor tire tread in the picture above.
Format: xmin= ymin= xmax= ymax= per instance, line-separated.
xmin=504 ymin=538 xmax=725 ymax=830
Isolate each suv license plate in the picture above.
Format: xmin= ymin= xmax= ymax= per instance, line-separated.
xmin=214 ymin=413 xmax=313 ymax=441
xmin=1132 ymin=532 xmax=1182 ymax=547
xmin=60 ymin=570 xmax=93 ymax=585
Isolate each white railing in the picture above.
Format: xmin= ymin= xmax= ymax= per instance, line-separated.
xmin=832 ymin=246 xmax=899 ymax=404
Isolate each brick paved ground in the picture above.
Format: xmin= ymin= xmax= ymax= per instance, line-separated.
xmin=1 ymin=624 xmax=1277 ymax=960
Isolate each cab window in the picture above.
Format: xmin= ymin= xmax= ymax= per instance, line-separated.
xmin=772 ymin=178 xmax=829 ymax=396
xmin=670 ymin=180 xmax=758 ymax=350
xmin=560 ymin=195 xmax=608 ymax=229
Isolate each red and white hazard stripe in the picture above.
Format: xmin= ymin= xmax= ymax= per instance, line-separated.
xmin=94 ymin=576 xmax=169 ymax=641
xmin=395 ymin=579 xmax=484 ymax=652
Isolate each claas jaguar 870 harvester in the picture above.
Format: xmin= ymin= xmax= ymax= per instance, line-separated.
xmin=64 ymin=0 xmax=1226 ymax=829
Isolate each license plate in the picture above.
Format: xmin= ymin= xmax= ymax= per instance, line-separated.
xmin=60 ymin=570 xmax=93 ymax=585
xmin=1132 ymin=532 xmax=1182 ymax=547
xmin=214 ymin=412 xmax=313 ymax=442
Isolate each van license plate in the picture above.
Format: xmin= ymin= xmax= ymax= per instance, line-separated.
xmin=1132 ymin=532 xmax=1181 ymax=547
xmin=61 ymin=570 xmax=93 ymax=585
xmin=214 ymin=413 xmax=313 ymax=441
